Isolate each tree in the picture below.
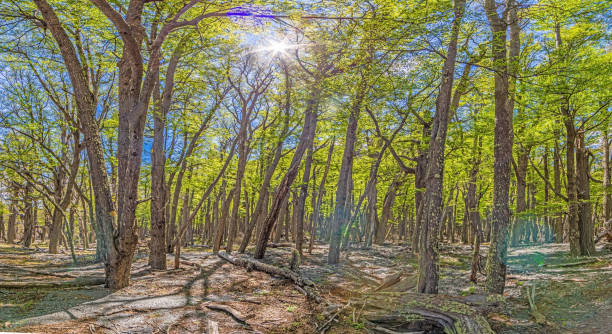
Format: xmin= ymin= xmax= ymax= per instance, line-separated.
xmin=483 ymin=0 xmax=520 ymax=295
xmin=417 ymin=0 xmax=466 ymax=294
xmin=33 ymin=0 xmax=230 ymax=288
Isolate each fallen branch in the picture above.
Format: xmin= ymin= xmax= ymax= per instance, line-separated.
xmin=318 ymin=301 xmax=350 ymax=333
xmin=268 ymin=242 xmax=294 ymax=248
xmin=217 ymin=251 xmax=323 ymax=303
xmin=0 ymin=263 xmax=79 ymax=279
xmin=0 ymin=277 xmax=106 ymax=289
xmin=204 ymin=302 xmax=250 ymax=326
xmin=543 ymin=258 xmax=600 ymax=268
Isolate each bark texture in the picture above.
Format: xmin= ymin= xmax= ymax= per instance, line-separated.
xmin=417 ymin=0 xmax=465 ymax=294
xmin=483 ymin=0 xmax=519 ymax=294
xmin=329 ymin=79 xmax=365 ymax=264
xmin=254 ymin=80 xmax=321 ymax=259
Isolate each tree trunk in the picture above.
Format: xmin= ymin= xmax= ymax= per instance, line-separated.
xmin=180 ymin=190 xmax=192 ymax=247
xmin=238 ymin=80 xmax=291 ymax=253
xmin=367 ymin=159 xmax=380 ymax=248
xmin=468 ymin=137 xmax=483 ymax=283
xmin=412 ymin=125 xmax=430 ymax=252
xmin=296 ymin=145 xmax=314 ymax=255
xmin=553 ymin=135 xmax=564 ymax=242
xmin=310 ymin=141 xmax=334 ymax=253
xmin=602 ymin=129 xmax=611 ymax=223
xmin=512 ymin=145 xmax=531 ymax=246
xmin=149 ymin=46 xmax=182 ymax=269
xmin=543 ymin=147 xmax=551 ymax=241
xmin=35 ymin=0 xmax=162 ymax=289
xmin=23 ymin=183 xmax=35 ymax=248
xmin=78 ymin=211 xmax=88 ymax=249
xmin=0 ymin=213 xmax=4 ymax=241
xmin=213 ymin=188 xmax=234 ymax=253
xmin=49 ymin=209 xmax=63 ymax=253
xmin=274 ymin=194 xmax=288 ymax=244
xmin=564 ymin=121 xmax=581 ymax=255
xmin=254 ymin=81 xmax=321 ymax=259
xmin=576 ymin=131 xmax=594 ymax=255
xmin=7 ymin=203 xmax=17 ymax=244
xmin=449 ymin=191 xmax=458 ymax=243
xmin=377 ymin=175 xmax=403 ymax=244
xmin=227 ymin=116 xmax=250 ymax=253
xmin=483 ymin=0 xmax=518 ymax=294
xmin=417 ymin=0 xmax=465 ymax=294
xmin=329 ymin=79 xmax=365 ymax=264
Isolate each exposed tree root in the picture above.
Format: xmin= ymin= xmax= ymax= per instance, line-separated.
xmin=217 ymin=251 xmax=323 ymax=303
xmin=204 ymin=302 xmax=250 ymax=327
xmin=360 ymin=292 xmax=495 ymax=334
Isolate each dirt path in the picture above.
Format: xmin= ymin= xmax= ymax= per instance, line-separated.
xmin=2 ymin=247 xmax=321 ymax=333
xmin=2 ymin=242 xmax=611 ymax=333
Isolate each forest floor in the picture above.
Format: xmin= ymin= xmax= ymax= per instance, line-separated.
xmin=1 ymin=240 xmax=611 ymax=333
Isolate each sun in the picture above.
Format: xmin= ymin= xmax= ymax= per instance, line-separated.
xmin=266 ymin=40 xmax=291 ymax=55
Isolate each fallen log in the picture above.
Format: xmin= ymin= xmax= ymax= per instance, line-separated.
xmin=0 ymin=277 xmax=106 ymax=289
xmin=0 ymin=263 xmax=79 ymax=279
xmin=361 ymin=292 xmax=494 ymax=334
xmin=217 ymin=251 xmax=323 ymax=303
xmin=268 ymin=242 xmax=294 ymax=248
xmin=543 ymin=258 xmax=600 ymax=268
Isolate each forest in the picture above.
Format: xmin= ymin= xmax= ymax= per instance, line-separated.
xmin=0 ymin=0 xmax=610 ymax=333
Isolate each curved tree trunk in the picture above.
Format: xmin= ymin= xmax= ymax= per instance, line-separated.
xmin=254 ymin=81 xmax=321 ymax=259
